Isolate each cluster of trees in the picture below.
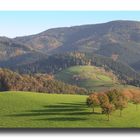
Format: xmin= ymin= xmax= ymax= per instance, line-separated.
xmin=13 ymin=52 xmax=90 ymax=74
xmin=86 ymin=89 xmax=140 ymax=121
xmin=0 ymin=68 xmax=87 ymax=94
xmin=9 ymin=52 xmax=140 ymax=87
xmin=128 ymin=80 xmax=140 ymax=87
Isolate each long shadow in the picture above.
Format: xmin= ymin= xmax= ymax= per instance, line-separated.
xmin=31 ymin=108 xmax=85 ymax=112
xmin=68 ymin=112 xmax=101 ymax=115
xmin=7 ymin=111 xmax=95 ymax=117
xmin=36 ymin=117 xmax=87 ymax=121
xmin=6 ymin=102 xmax=91 ymax=121
xmin=59 ymin=102 xmax=85 ymax=106
xmin=43 ymin=103 xmax=86 ymax=108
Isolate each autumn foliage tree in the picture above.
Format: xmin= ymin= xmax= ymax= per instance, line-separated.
xmin=86 ymin=93 xmax=100 ymax=113
xmin=106 ymin=89 xmax=120 ymax=104
xmin=114 ymin=95 xmax=127 ymax=117
xmin=122 ymin=89 xmax=140 ymax=110
xmin=98 ymin=93 xmax=110 ymax=113
xmin=131 ymin=92 xmax=140 ymax=110
xmin=106 ymin=89 xmax=127 ymax=117
xmin=98 ymin=92 xmax=115 ymax=121
xmin=86 ymin=89 xmax=130 ymax=121
xmin=0 ymin=68 xmax=87 ymax=94
xmin=101 ymin=103 xmax=114 ymax=121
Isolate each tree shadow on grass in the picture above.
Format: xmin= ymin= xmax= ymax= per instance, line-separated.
xmin=35 ymin=117 xmax=87 ymax=121
xmin=31 ymin=108 xmax=85 ymax=113
xmin=43 ymin=102 xmax=86 ymax=108
xmin=59 ymin=102 xmax=86 ymax=106
xmin=7 ymin=111 xmax=94 ymax=117
xmin=6 ymin=102 xmax=94 ymax=121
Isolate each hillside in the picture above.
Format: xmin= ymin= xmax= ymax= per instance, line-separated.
xmin=0 ymin=68 xmax=87 ymax=94
xmin=1 ymin=20 xmax=140 ymax=88
xmin=11 ymin=52 xmax=140 ymax=87
xmin=55 ymin=65 xmax=120 ymax=91
xmin=0 ymin=37 xmax=31 ymax=61
xmin=0 ymin=91 xmax=140 ymax=128
xmin=0 ymin=20 xmax=140 ymax=72
xmin=0 ymin=37 xmax=47 ymax=67
xmin=0 ymin=51 xmax=47 ymax=68
xmin=14 ymin=20 xmax=140 ymax=69
xmin=1 ymin=20 xmax=140 ymax=70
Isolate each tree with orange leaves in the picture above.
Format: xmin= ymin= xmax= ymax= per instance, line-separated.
xmin=106 ymin=89 xmax=127 ymax=117
xmin=131 ymin=92 xmax=140 ymax=110
xmin=98 ymin=93 xmax=109 ymax=110
xmin=86 ymin=93 xmax=100 ymax=113
xmin=101 ymin=103 xmax=114 ymax=121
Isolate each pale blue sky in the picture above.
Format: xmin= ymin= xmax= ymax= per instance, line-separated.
xmin=0 ymin=11 xmax=140 ymax=38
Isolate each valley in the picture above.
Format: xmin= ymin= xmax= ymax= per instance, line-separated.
xmin=1 ymin=20 xmax=140 ymax=128
xmin=0 ymin=20 xmax=140 ymax=89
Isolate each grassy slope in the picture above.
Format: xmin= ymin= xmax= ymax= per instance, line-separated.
xmin=0 ymin=91 xmax=140 ymax=128
xmin=55 ymin=65 xmax=120 ymax=91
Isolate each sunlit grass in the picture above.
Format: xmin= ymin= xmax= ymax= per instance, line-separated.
xmin=0 ymin=91 xmax=140 ymax=128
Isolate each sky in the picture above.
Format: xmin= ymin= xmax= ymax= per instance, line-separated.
xmin=0 ymin=11 xmax=140 ymax=38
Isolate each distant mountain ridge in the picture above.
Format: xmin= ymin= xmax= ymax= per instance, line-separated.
xmin=0 ymin=36 xmax=31 ymax=61
xmin=1 ymin=20 xmax=140 ymax=87
xmin=13 ymin=20 xmax=140 ymax=66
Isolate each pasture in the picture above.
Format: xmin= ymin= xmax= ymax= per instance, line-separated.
xmin=0 ymin=91 xmax=140 ymax=128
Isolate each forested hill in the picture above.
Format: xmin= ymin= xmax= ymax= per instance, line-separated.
xmin=0 ymin=68 xmax=87 ymax=94
xmin=14 ymin=20 xmax=140 ymax=70
xmin=7 ymin=52 xmax=140 ymax=87
xmin=1 ymin=20 xmax=140 ymax=88
xmin=1 ymin=20 xmax=140 ymax=71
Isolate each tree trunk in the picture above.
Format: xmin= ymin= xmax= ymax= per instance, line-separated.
xmin=93 ymin=107 xmax=94 ymax=113
xmin=120 ymin=110 xmax=122 ymax=117
xmin=107 ymin=114 xmax=110 ymax=121
xmin=136 ymin=104 xmax=138 ymax=111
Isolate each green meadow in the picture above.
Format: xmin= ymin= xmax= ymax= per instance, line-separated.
xmin=55 ymin=66 xmax=120 ymax=91
xmin=0 ymin=91 xmax=140 ymax=128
